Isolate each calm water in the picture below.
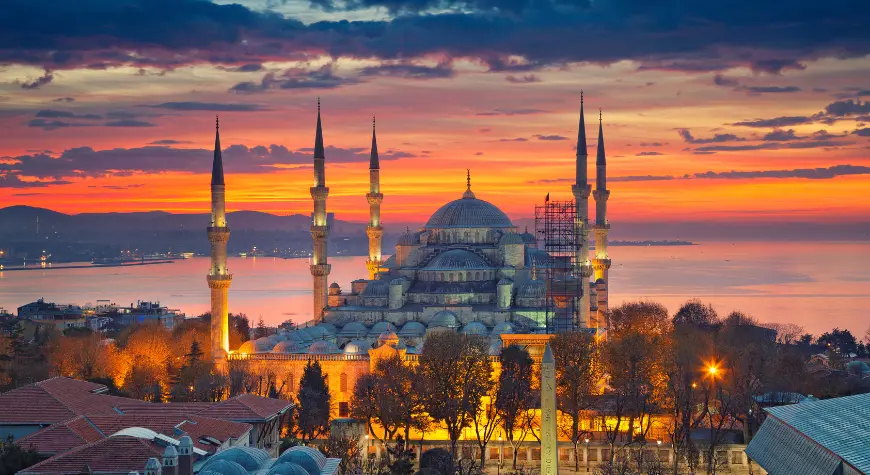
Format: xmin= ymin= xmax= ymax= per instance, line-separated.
xmin=1 ymin=241 xmax=867 ymax=336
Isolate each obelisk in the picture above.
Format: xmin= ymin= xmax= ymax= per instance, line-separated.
xmin=541 ymin=343 xmax=559 ymax=475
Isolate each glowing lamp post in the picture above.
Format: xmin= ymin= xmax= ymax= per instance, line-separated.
xmin=584 ymin=438 xmax=590 ymax=472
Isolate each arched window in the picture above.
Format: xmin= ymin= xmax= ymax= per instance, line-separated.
xmin=458 ymin=273 xmax=463 ymax=282
xmin=340 ymin=373 xmax=348 ymax=392
xmin=440 ymin=273 xmax=445 ymax=281
xmin=475 ymin=271 xmax=481 ymax=280
xmin=475 ymin=231 xmax=480 ymax=242
xmin=449 ymin=273 xmax=454 ymax=282
xmin=464 ymin=231 xmax=470 ymax=242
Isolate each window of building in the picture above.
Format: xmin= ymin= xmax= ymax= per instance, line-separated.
xmin=339 ymin=401 xmax=350 ymax=417
xmin=731 ymin=451 xmax=743 ymax=464
xmin=449 ymin=273 xmax=454 ymax=282
xmin=340 ymin=373 xmax=348 ymax=392
xmin=531 ymin=448 xmax=541 ymax=461
xmin=517 ymin=447 xmax=527 ymax=461
xmin=475 ymin=271 xmax=481 ymax=280
xmin=503 ymin=447 xmax=513 ymax=460
xmin=559 ymin=448 xmax=571 ymax=462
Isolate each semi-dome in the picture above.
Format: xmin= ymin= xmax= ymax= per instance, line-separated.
xmin=397 ymin=232 xmax=418 ymax=246
xmin=205 ymin=447 xmax=271 ymax=471
xmin=491 ymin=321 xmax=515 ymax=336
xmin=424 ymin=249 xmax=490 ymax=270
xmin=289 ymin=330 xmax=314 ymax=343
xmin=267 ymin=462 xmax=311 ymax=475
xmin=399 ymin=321 xmax=426 ymax=337
xmin=302 ymin=326 xmax=330 ymax=340
xmin=518 ymin=280 xmax=546 ymax=298
xmin=368 ymin=321 xmax=397 ymax=337
xmin=237 ymin=340 xmax=257 ymax=354
xmin=499 ymin=232 xmax=524 ymax=245
xmin=462 ymin=321 xmax=488 ymax=336
xmin=425 ymin=196 xmax=512 ymax=229
xmin=430 ymin=310 xmax=458 ymax=328
xmin=360 ymin=280 xmax=390 ymax=298
xmin=277 ymin=446 xmax=327 ymax=475
xmin=273 ymin=340 xmax=303 ymax=354
xmin=313 ymin=322 xmax=338 ymax=335
xmin=344 ymin=339 xmax=371 ymax=355
xmin=339 ymin=321 xmax=368 ymax=338
xmin=309 ymin=340 xmax=340 ymax=354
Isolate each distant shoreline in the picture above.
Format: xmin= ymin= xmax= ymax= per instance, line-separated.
xmin=0 ymin=260 xmax=175 ymax=272
xmin=609 ymin=240 xmax=695 ymax=246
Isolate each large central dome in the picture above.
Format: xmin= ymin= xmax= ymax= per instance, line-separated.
xmin=425 ymin=195 xmax=513 ymax=229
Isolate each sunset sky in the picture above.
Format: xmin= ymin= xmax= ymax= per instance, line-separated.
xmin=1 ymin=0 xmax=869 ymax=224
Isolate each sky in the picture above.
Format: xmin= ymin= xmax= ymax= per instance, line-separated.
xmin=1 ymin=0 xmax=869 ymax=225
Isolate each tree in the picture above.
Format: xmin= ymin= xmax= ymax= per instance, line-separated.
xmin=818 ymin=328 xmax=858 ymax=356
xmin=495 ymin=345 xmax=534 ymax=469
xmin=350 ymin=354 xmax=419 ymax=455
xmin=551 ymin=331 xmax=601 ymax=471
xmin=297 ymin=359 xmax=331 ymax=443
xmin=230 ymin=313 xmax=251 ymax=350
xmin=323 ymin=432 xmax=363 ymax=475
xmin=418 ymin=331 xmax=491 ymax=458
xmin=673 ymin=299 xmax=719 ymax=328
xmin=253 ymin=317 xmax=269 ymax=339
xmin=0 ymin=436 xmax=44 ymax=475
xmin=470 ymin=372 xmax=499 ymax=468
xmin=602 ymin=301 xmax=670 ymax=464
xmin=49 ymin=333 xmax=120 ymax=383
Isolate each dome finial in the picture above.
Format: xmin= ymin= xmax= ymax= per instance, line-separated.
xmin=581 ymin=89 xmax=584 ymax=104
xmin=531 ymin=260 xmax=537 ymax=280
xmin=462 ymin=169 xmax=475 ymax=199
xmin=215 ymin=114 xmax=219 ymax=130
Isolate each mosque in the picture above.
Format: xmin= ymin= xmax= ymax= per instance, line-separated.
xmin=207 ymin=95 xmax=612 ymax=417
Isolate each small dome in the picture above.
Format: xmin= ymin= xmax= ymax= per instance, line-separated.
xmin=498 ymin=278 xmax=513 ymax=286
xmin=289 ymin=330 xmax=314 ymax=343
xmin=329 ymin=282 xmax=340 ymax=289
xmin=264 ymin=334 xmax=281 ymax=346
xmin=199 ymin=460 xmax=249 ymax=475
xmin=518 ymin=280 xmax=546 ymax=298
xmin=313 ymin=322 xmax=338 ymax=335
xmin=252 ymin=338 xmax=274 ymax=352
xmin=368 ymin=321 xmax=397 ymax=337
xmin=520 ymin=230 xmax=536 ymax=244
xmin=462 ymin=321 xmax=488 ymax=336
xmin=237 ymin=340 xmax=257 ymax=354
xmin=268 ymin=462 xmax=312 ymax=475
xmin=499 ymin=232 xmax=524 ymax=245
xmin=378 ymin=330 xmax=400 ymax=347
xmin=273 ymin=340 xmax=303 ymax=353
xmin=397 ymin=232 xmax=418 ymax=246
xmin=424 ymin=249 xmax=490 ymax=270
xmin=309 ymin=340 xmax=340 ymax=354
xmin=491 ymin=321 xmax=515 ymax=336
xmin=360 ymin=280 xmax=390 ymax=298
xmin=277 ymin=446 xmax=327 ymax=475
xmin=430 ymin=310 xmax=458 ymax=328
xmin=425 ymin=196 xmax=513 ymax=229
xmin=205 ymin=447 xmax=271 ymax=471
xmin=390 ymin=277 xmax=406 ymax=285
xmin=302 ymin=326 xmax=330 ymax=340
xmin=344 ymin=339 xmax=372 ymax=355
xmin=399 ymin=321 xmax=426 ymax=337
xmin=339 ymin=321 xmax=368 ymax=338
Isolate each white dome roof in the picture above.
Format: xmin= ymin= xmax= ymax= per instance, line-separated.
xmin=399 ymin=321 xmax=426 ymax=337
xmin=462 ymin=321 xmax=489 ymax=336
xmin=273 ymin=340 xmax=304 ymax=354
xmin=339 ymin=321 xmax=368 ymax=338
xmin=368 ymin=321 xmax=397 ymax=337
xmin=309 ymin=340 xmax=340 ymax=354
xmin=289 ymin=330 xmax=314 ymax=343
xmin=430 ymin=310 xmax=458 ymax=328
xmin=425 ymin=195 xmax=513 ymax=229
xmin=344 ymin=339 xmax=372 ymax=355
xmin=491 ymin=321 xmax=515 ymax=336
xmin=238 ymin=340 xmax=257 ymax=354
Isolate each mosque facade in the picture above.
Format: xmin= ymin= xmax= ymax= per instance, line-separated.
xmin=216 ymin=94 xmax=612 ymax=418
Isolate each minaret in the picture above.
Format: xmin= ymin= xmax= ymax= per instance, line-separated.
xmin=310 ymin=99 xmax=331 ymax=322
xmin=207 ymin=116 xmax=232 ymax=364
xmin=540 ymin=344 xmax=559 ymax=475
xmin=592 ymin=109 xmax=612 ymax=327
xmin=365 ymin=116 xmax=384 ymax=280
xmin=571 ymin=92 xmax=593 ymax=328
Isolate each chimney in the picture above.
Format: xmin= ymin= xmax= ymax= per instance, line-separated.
xmin=161 ymin=445 xmax=178 ymax=475
xmin=177 ymin=436 xmax=194 ymax=475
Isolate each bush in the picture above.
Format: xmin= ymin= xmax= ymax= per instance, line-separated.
xmin=419 ymin=448 xmax=453 ymax=475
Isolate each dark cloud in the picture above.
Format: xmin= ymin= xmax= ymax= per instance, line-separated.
xmin=149 ymin=139 xmax=192 ymax=145
xmin=218 ymin=63 xmax=265 ymax=73
xmin=761 ymin=129 xmax=804 ymax=141
xmin=144 ymin=102 xmax=266 ymax=111
xmin=1 ymin=143 xmax=416 ymax=181
xmin=2 ymin=0 xmax=866 ymax=77
xmin=477 ymin=108 xmax=547 ymax=116
xmin=694 ymin=140 xmax=844 ymax=152
xmin=639 ymin=142 xmax=664 ymax=147
xmin=105 ymin=119 xmax=156 ymax=127
xmin=35 ymin=109 xmax=102 ymax=120
xmin=505 ymin=74 xmax=541 ymax=83
xmin=693 ymin=165 xmax=870 ymax=180
xmin=853 ymin=128 xmax=870 ymax=137
xmin=713 ymin=74 xmax=739 ymax=87
xmin=636 ymin=151 xmax=663 ymax=156
xmin=744 ymin=85 xmax=802 ymax=94
xmin=0 ymin=174 xmax=71 ymax=188
xmin=678 ymin=129 xmax=745 ymax=144
xmin=498 ymin=137 xmax=528 ymax=142
xmin=732 ymin=116 xmax=815 ymax=127
xmin=27 ymin=119 xmax=95 ymax=130
xmin=358 ymin=62 xmax=454 ymax=79
xmin=19 ymin=70 xmax=54 ymax=89
xmin=52 ymin=97 xmax=75 ymax=103
xmin=824 ymin=99 xmax=870 ymax=117
xmin=533 ymin=134 xmax=567 ymax=141
xmin=231 ymin=64 xmax=360 ymax=92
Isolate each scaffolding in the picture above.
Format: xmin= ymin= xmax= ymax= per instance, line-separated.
xmin=534 ymin=199 xmax=583 ymax=333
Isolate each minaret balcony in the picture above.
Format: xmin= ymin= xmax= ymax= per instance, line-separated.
xmin=310 ymin=186 xmax=330 ymax=199
xmin=310 ymin=263 xmax=331 ymax=276
xmin=571 ymin=184 xmax=592 ymax=198
xmin=593 ymin=189 xmax=611 ymax=200
xmin=366 ymin=192 xmax=383 ymax=204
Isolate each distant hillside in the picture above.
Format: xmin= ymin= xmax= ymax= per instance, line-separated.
xmin=0 ymin=206 xmax=408 ymax=262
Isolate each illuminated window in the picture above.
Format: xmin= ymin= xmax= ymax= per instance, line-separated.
xmin=340 ymin=373 xmax=348 ymax=392
xmin=339 ymin=402 xmax=350 ymax=417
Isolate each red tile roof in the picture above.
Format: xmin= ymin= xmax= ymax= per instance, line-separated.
xmin=17 ymin=416 xmax=104 ymax=455
xmin=18 ymin=435 xmax=162 ymax=475
xmin=198 ymin=393 xmax=293 ymax=422
xmin=85 ymin=413 xmax=251 ymax=453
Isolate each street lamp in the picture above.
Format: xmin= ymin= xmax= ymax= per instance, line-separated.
xmin=584 ymin=438 xmax=590 ymax=473
xmin=707 ymin=364 xmax=719 ymax=377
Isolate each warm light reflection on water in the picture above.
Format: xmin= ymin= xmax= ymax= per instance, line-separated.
xmin=1 ymin=241 xmax=867 ymax=336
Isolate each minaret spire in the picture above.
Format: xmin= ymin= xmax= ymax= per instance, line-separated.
xmin=207 ymin=116 xmax=232 ymax=367
xmin=463 ymin=169 xmax=476 ymax=199
xmin=571 ymin=91 xmax=593 ymax=330
xmin=310 ymin=99 xmax=331 ymax=321
xmin=366 ymin=115 xmax=384 ymax=280
xmin=592 ymin=108 xmax=611 ymax=328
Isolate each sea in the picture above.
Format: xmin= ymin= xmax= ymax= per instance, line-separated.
xmin=1 ymin=241 xmax=868 ymax=337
